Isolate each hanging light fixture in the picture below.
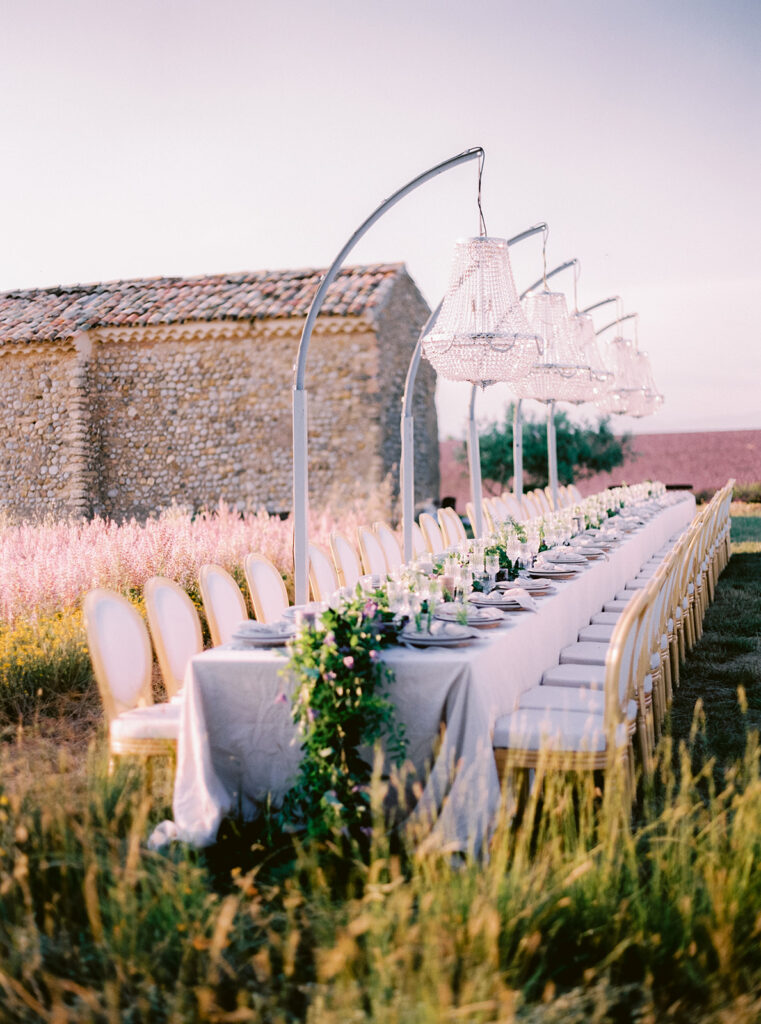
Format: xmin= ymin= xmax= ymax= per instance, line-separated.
xmin=514 ymin=288 xmax=592 ymax=403
xmin=422 ymin=156 xmax=542 ymax=387
xmin=572 ymin=311 xmax=613 ymax=396
xmin=512 ymin=235 xmax=592 ymax=405
xmin=421 ymin=235 xmax=542 ymax=387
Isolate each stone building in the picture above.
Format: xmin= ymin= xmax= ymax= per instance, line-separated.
xmin=0 ymin=264 xmax=439 ymax=522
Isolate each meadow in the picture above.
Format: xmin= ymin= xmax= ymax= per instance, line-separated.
xmin=0 ymin=502 xmax=759 ymax=1022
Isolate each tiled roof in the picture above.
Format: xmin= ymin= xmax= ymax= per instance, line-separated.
xmin=0 ymin=264 xmax=404 ymax=345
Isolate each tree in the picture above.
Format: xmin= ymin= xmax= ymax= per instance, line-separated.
xmin=474 ymin=403 xmax=633 ymax=490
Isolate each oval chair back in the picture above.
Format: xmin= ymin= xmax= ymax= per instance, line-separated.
xmin=144 ymin=577 xmax=204 ymax=698
xmin=412 ymin=521 xmax=427 ymax=557
xmin=330 ymin=531 xmax=362 ymax=591
xmin=244 ymin=552 xmax=289 ymax=624
xmin=198 ymin=564 xmax=248 ymax=646
xmin=374 ymin=522 xmax=403 ymax=573
xmin=438 ymin=507 xmax=467 ymax=547
xmin=83 ymin=588 xmax=154 ymax=722
xmin=308 ymin=543 xmax=340 ymax=602
xmin=419 ymin=512 xmax=445 ymax=555
xmin=357 ymin=526 xmax=388 ymax=576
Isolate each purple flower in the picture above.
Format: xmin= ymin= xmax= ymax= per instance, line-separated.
xmin=360 ymin=826 xmax=373 ymax=838
xmin=273 ymin=692 xmax=289 ymax=706
xmin=363 ymin=599 xmax=378 ymax=618
xmin=307 ymin=707 xmax=319 ymax=723
xmin=343 ymin=655 xmax=355 ymax=669
xmin=324 ymin=631 xmax=336 ymax=646
xmin=369 ymin=649 xmax=380 ymax=662
xmin=325 ymin=670 xmax=337 ymax=681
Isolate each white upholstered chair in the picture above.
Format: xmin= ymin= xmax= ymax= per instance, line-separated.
xmin=357 ymin=526 xmax=388 ymax=577
xmin=309 ymin=543 xmax=340 ymax=602
xmin=83 ymin=588 xmax=180 ymax=772
xmin=419 ymin=512 xmax=445 ymax=555
xmin=244 ymin=552 xmax=290 ymax=623
xmin=438 ymin=507 xmax=468 ymax=547
xmin=144 ymin=576 xmax=204 ymax=699
xmin=198 ymin=563 xmax=248 ymax=646
xmin=374 ymin=522 xmax=403 ymax=573
xmin=412 ymin=521 xmax=428 ymax=558
xmin=330 ymin=531 xmax=362 ymax=591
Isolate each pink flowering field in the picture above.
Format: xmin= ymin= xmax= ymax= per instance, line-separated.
xmin=0 ymin=494 xmax=393 ymax=627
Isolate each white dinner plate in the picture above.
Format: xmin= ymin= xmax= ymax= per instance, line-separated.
xmin=231 ymin=621 xmax=296 ymax=646
xmin=434 ymin=604 xmax=504 ymax=626
xmin=527 ymin=566 xmax=578 ymax=580
xmin=468 ymin=592 xmax=531 ymax=610
xmin=400 ymin=621 xmax=478 ymax=647
xmin=546 ymin=551 xmax=588 ymax=565
xmin=496 ymin=578 xmax=550 ymax=593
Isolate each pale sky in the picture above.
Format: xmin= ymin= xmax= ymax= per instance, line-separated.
xmin=2 ymin=0 xmax=759 ymax=438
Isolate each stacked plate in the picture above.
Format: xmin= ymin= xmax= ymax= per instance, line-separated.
xmin=231 ymin=621 xmax=296 ymax=647
xmin=546 ymin=550 xmax=588 ymax=566
xmin=434 ymin=603 xmax=504 ymax=627
xmin=497 ymin=577 xmax=553 ymax=595
xmin=468 ymin=590 xmax=535 ymax=611
xmin=400 ymin=620 xmax=479 ymax=648
xmin=527 ymin=564 xmax=578 ymax=580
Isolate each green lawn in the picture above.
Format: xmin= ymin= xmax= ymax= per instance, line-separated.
xmin=730 ymin=513 xmax=761 ymax=552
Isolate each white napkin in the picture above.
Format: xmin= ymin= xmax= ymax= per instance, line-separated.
xmin=506 ymin=587 xmax=538 ymax=611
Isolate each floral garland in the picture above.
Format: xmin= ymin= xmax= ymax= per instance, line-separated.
xmin=281 ymin=591 xmax=406 ymax=843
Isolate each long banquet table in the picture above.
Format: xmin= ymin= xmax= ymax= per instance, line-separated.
xmin=171 ymin=495 xmax=695 ymax=853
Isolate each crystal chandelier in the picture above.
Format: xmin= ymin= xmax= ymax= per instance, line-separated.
xmin=513 ymin=289 xmax=592 ymax=404
xmin=421 ymin=236 xmax=542 ymax=387
xmin=571 ymin=310 xmax=613 ymax=399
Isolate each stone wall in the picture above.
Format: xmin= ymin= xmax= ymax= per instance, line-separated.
xmin=0 ymin=276 xmax=439 ymax=522
xmin=0 ymin=341 xmax=90 ymax=519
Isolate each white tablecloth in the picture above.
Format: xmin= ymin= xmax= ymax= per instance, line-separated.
xmin=171 ymin=495 xmax=695 ymax=852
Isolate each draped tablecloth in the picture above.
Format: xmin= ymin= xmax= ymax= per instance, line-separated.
xmin=171 ymin=495 xmax=695 ymax=852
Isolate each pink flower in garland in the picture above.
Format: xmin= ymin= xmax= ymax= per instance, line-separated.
xmin=342 ymin=655 xmax=355 ymax=669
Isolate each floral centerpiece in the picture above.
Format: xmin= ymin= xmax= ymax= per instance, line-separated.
xmin=281 ymin=589 xmax=406 ymax=843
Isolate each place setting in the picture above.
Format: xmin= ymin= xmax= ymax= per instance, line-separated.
xmin=230 ymin=620 xmax=297 ymax=649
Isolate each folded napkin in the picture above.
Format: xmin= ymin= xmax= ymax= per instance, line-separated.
xmin=506 ymin=587 xmax=538 ymax=611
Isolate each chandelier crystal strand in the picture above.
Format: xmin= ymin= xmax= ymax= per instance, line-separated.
xmin=572 ymin=311 xmax=613 ymax=398
xmin=514 ymin=289 xmax=591 ymax=404
xmin=422 ymin=236 xmax=542 ymax=387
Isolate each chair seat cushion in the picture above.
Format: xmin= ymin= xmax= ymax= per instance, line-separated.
xmin=591 ymin=611 xmax=622 ymax=625
xmin=541 ymin=662 xmax=607 ymax=689
xmin=519 ymin=685 xmax=637 ymax=724
xmin=578 ymin=623 xmax=616 ymax=642
xmin=110 ymin=703 xmax=181 ymax=742
xmin=560 ymin=642 xmax=609 ymax=666
xmin=613 ymin=590 xmax=635 ymax=602
xmin=493 ymin=708 xmax=627 ymax=753
xmin=604 ymin=600 xmax=632 ymax=613
xmin=624 ymin=579 xmax=649 ymax=590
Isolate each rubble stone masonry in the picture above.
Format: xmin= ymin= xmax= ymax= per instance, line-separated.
xmin=0 ymin=268 xmax=438 ymax=522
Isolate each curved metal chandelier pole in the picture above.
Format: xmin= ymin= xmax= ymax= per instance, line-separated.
xmin=467 ymin=256 xmax=577 ymax=521
xmin=292 ymin=146 xmax=484 ymax=603
xmin=595 ymin=311 xmax=637 ymax=336
xmin=401 ymin=300 xmax=443 ymax=562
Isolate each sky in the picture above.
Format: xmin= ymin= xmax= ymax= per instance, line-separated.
xmin=1 ymin=0 xmax=759 ymax=439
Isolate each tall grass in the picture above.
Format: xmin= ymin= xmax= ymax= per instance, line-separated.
xmin=2 ymin=718 xmax=761 ymax=1022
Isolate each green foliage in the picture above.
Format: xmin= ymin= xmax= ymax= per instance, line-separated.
xmin=281 ymin=591 xmax=406 ymax=843
xmin=476 ymin=402 xmax=632 ymax=489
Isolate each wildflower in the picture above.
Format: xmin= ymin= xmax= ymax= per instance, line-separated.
xmin=343 ymin=655 xmax=354 ymax=669
xmin=363 ymin=598 xmax=378 ymax=618
xmin=273 ymin=692 xmax=289 ymax=706
xmin=325 ymin=670 xmax=337 ymax=681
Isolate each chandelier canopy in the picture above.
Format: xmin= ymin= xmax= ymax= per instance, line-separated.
xmin=513 ymin=289 xmax=591 ymax=404
xmin=421 ymin=236 xmax=542 ymax=388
